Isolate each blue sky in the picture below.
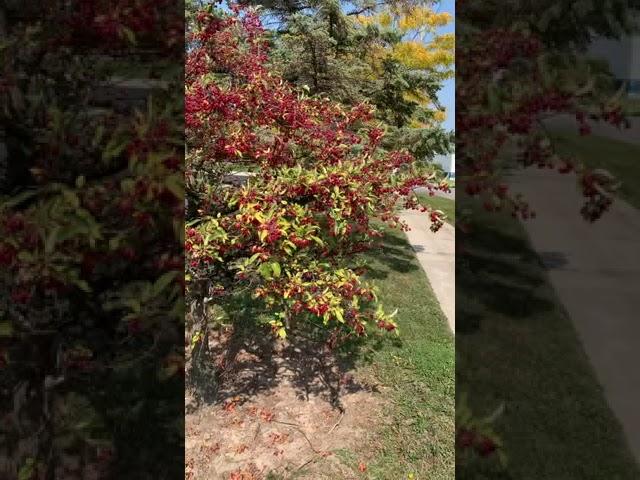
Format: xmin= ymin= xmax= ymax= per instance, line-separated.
xmin=435 ymin=0 xmax=455 ymax=131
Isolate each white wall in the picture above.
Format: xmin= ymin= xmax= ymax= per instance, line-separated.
xmin=589 ymin=37 xmax=632 ymax=79
xmin=631 ymin=36 xmax=640 ymax=79
xmin=588 ymin=35 xmax=640 ymax=80
xmin=432 ymin=153 xmax=455 ymax=173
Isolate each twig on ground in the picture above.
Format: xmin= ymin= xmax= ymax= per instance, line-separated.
xmin=273 ymin=420 xmax=322 ymax=454
xmin=327 ymin=412 xmax=344 ymax=434
xmin=296 ymin=456 xmax=318 ymax=472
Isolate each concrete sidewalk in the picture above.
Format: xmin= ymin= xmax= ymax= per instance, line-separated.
xmin=509 ymin=167 xmax=640 ymax=463
xmin=400 ymin=210 xmax=455 ymax=333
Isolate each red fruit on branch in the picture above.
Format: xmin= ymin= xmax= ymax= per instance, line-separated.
xmin=11 ymin=287 xmax=33 ymax=305
xmin=475 ymin=436 xmax=497 ymax=457
xmin=0 ymin=244 xmax=17 ymax=267
xmin=4 ymin=214 xmax=25 ymax=233
xmin=456 ymin=428 xmax=476 ymax=448
xmin=457 ymin=25 xmax=622 ymax=226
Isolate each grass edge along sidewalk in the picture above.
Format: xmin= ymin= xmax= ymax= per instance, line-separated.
xmin=456 ymin=200 xmax=640 ymax=479
xmin=416 ymin=194 xmax=455 ymax=225
xmin=332 ymin=226 xmax=455 ymax=479
xmin=550 ymin=130 xmax=640 ymax=209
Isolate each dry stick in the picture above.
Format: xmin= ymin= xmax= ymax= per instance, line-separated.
xmin=295 ymin=456 xmax=319 ymax=472
xmin=327 ymin=412 xmax=344 ymax=434
xmin=272 ymin=420 xmax=322 ymax=454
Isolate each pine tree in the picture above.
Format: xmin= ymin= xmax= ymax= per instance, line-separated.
xmin=262 ymin=0 xmax=454 ymax=157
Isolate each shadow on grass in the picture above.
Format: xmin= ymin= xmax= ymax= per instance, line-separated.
xmin=456 ymin=200 xmax=640 ymax=479
xmin=456 ymin=218 xmax=556 ymax=334
xmin=364 ymin=233 xmax=420 ymax=280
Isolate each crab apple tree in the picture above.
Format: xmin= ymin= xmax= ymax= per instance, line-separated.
xmin=456 ymin=25 xmax=625 ymax=229
xmin=185 ymin=5 xmax=447 ymax=342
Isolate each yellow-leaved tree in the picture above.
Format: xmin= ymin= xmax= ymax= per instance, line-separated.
xmin=356 ymin=3 xmax=454 ymax=129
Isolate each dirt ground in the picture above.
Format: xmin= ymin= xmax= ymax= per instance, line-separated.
xmin=185 ymin=327 xmax=386 ymax=480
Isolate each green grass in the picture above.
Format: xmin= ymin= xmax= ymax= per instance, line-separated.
xmin=550 ymin=131 xmax=640 ymax=208
xmin=350 ymin=227 xmax=455 ymax=479
xmin=457 ymin=200 xmax=640 ymax=479
xmin=623 ymin=96 xmax=640 ymax=116
xmin=416 ymin=194 xmax=455 ymax=225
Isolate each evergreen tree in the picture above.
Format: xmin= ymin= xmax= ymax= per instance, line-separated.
xmin=263 ymin=0 xmax=454 ymax=157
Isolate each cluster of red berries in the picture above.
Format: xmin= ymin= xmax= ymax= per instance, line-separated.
xmin=0 ymin=243 xmax=16 ymax=267
xmin=289 ymin=235 xmax=311 ymax=248
xmin=580 ymin=171 xmax=615 ymax=222
xmin=64 ymin=347 xmax=94 ymax=372
xmin=376 ymin=320 xmax=397 ymax=332
xmin=456 ymin=428 xmax=498 ymax=457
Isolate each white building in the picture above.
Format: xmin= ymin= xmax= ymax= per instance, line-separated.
xmin=432 ymin=153 xmax=455 ymax=178
xmin=588 ymin=35 xmax=640 ymax=96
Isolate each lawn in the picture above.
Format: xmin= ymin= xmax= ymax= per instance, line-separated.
xmin=352 ymin=226 xmax=455 ymax=479
xmin=456 ymin=199 xmax=640 ymax=479
xmin=550 ymin=131 xmax=640 ymax=208
xmin=415 ymin=194 xmax=455 ymax=225
xmin=623 ymin=96 xmax=640 ymax=116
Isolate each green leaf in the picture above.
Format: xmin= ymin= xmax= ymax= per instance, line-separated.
xmin=247 ymin=253 xmax=261 ymax=265
xmin=18 ymin=251 xmax=33 ymax=262
xmin=102 ymin=136 xmax=128 ymax=163
xmin=92 ymin=125 xmax=105 ymax=148
xmin=121 ymin=26 xmax=137 ymax=45
xmin=538 ymin=3 xmax=562 ymax=32
xmin=487 ymin=84 xmax=501 ymax=113
xmin=165 ymin=175 xmax=184 ymax=200
xmin=310 ymin=236 xmax=324 ymax=246
xmin=258 ymin=263 xmax=272 ymax=279
xmin=272 ymin=262 xmax=281 ymax=277
xmin=0 ymin=322 xmax=13 ymax=337
xmin=74 ymin=279 xmax=91 ymax=293
xmin=61 ymin=189 xmax=80 ymax=209
xmin=44 ymin=226 xmax=60 ymax=254
xmin=153 ymin=271 xmax=177 ymax=296
xmin=109 ymin=236 xmax=121 ymax=250
xmin=18 ymin=458 xmax=35 ymax=480
xmin=1 ymin=189 xmax=38 ymax=209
